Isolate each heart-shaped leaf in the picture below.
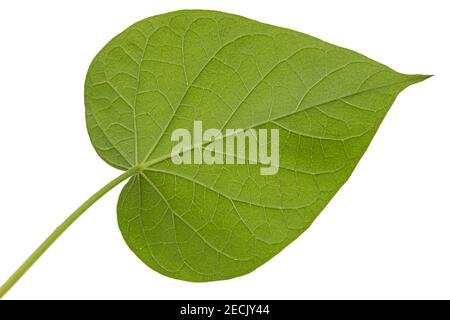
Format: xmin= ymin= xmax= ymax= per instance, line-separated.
xmin=85 ymin=10 xmax=427 ymax=281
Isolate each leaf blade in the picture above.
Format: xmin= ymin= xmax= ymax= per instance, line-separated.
xmin=85 ymin=10 xmax=428 ymax=281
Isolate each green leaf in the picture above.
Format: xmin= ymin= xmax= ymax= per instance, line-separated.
xmin=85 ymin=9 xmax=428 ymax=281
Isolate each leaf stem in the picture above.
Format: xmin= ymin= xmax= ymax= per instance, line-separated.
xmin=0 ymin=167 xmax=138 ymax=298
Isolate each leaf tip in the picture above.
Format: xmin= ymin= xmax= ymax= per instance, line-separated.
xmin=408 ymin=73 xmax=433 ymax=84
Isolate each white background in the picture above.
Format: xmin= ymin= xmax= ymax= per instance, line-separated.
xmin=0 ymin=0 xmax=448 ymax=300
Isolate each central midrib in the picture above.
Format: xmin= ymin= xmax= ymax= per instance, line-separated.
xmin=136 ymin=76 xmax=419 ymax=171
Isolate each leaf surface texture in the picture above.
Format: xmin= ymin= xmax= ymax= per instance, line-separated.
xmin=85 ymin=10 xmax=427 ymax=281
